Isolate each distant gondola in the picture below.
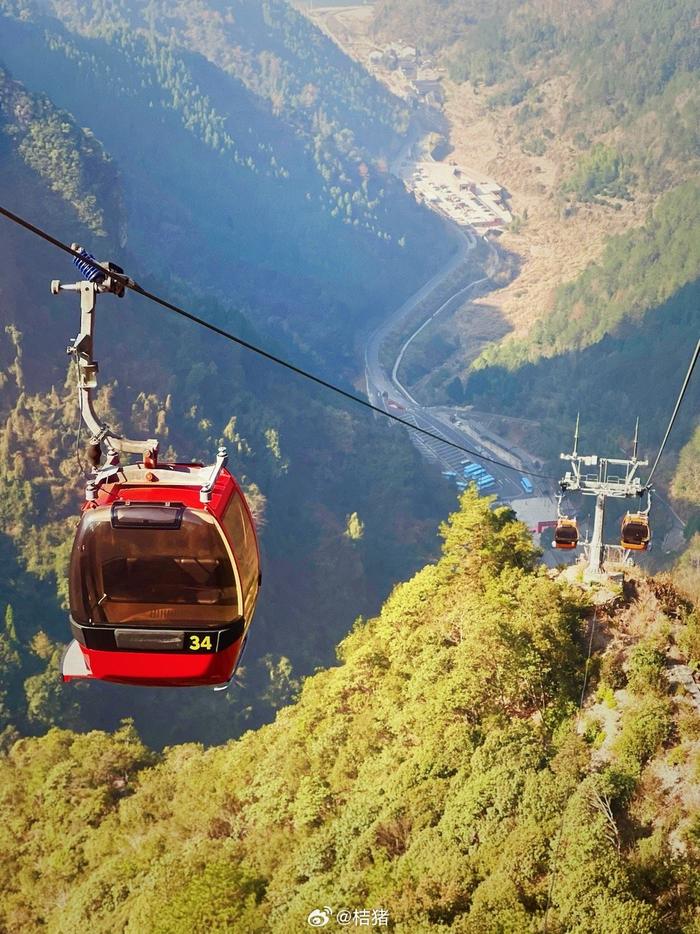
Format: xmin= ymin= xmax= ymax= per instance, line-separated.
xmin=620 ymin=512 xmax=651 ymax=551
xmin=553 ymin=517 xmax=579 ymax=550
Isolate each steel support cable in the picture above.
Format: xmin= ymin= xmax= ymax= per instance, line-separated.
xmin=645 ymin=336 xmax=700 ymax=488
xmin=0 ymin=203 xmax=555 ymax=480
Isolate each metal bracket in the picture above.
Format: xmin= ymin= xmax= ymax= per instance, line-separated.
xmin=85 ymin=447 xmax=123 ymax=501
xmin=52 ymin=253 xmax=159 ymax=498
xmin=556 ymin=493 xmax=574 ymax=520
xmin=200 ymin=446 xmax=228 ymax=503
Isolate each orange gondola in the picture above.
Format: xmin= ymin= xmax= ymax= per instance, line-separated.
xmin=554 ymin=517 xmax=579 ymax=550
xmin=620 ymin=512 xmax=651 ymax=551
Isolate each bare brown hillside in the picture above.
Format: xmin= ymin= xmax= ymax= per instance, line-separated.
xmin=443 ymin=78 xmax=650 ymax=337
xmin=303 ymin=2 xmax=684 ymax=347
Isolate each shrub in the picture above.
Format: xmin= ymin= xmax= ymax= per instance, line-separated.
xmin=596 ymin=684 xmax=617 ymax=709
xmin=583 ymin=716 xmax=606 ymax=747
xmin=561 ymin=144 xmax=633 ymax=202
xmin=626 ymin=643 xmax=667 ymax=696
xmin=614 ymin=697 xmax=673 ymax=773
xmin=678 ymin=707 xmax=700 ymax=742
xmin=678 ymin=611 xmax=700 ymax=672
xmin=666 ymin=745 xmax=687 ymax=767
xmin=599 ymin=648 xmax=627 ymax=691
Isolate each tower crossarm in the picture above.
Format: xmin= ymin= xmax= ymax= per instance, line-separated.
xmin=559 ymin=452 xmax=648 ymax=498
xmin=577 ymin=477 xmax=645 ymax=498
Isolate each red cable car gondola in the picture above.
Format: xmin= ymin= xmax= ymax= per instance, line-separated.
xmin=63 ymin=455 xmax=260 ymax=687
xmin=56 ymin=248 xmax=260 ymax=688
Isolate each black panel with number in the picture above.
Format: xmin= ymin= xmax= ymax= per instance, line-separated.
xmin=185 ymin=633 xmax=218 ymax=652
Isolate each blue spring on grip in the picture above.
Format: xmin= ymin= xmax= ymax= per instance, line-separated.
xmin=73 ymin=248 xmax=105 ymax=283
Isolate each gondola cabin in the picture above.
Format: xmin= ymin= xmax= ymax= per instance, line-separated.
xmin=62 ymin=461 xmax=260 ymax=687
xmin=553 ymin=517 xmax=579 ymax=550
xmin=620 ymin=512 xmax=651 ymax=551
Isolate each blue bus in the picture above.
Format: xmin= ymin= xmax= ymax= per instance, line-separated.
xmin=520 ymin=476 xmax=534 ymax=494
xmin=478 ymin=475 xmax=496 ymax=488
xmin=464 ymin=464 xmax=484 ymax=477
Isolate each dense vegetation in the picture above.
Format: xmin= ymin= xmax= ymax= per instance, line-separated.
xmin=47 ymin=0 xmax=411 ymax=148
xmin=0 ymin=67 xmax=121 ymax=234
xmin=561 ymin=144 xmax=633 ymax=205
xmin=466 ymin=278 xmax=700 ymax=500
xmin=373 ymin=0 xmax=699 ymax=192
xmin=477 ymin=182 xmax=700 ymax=367
xmin=1 ymin=493 xmax=698 ymax=932
xmin=673 ymin=427 xmax=700 ymax=507
xmin=0 ymin=0 xmax=453 ymax=371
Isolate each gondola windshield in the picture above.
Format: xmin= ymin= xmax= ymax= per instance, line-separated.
xmin=70 ymin=505 xmax=239 ymax=628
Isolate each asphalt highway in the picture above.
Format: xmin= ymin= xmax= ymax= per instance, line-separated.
xmin=363 ymin=218 xmax=535 ymax=504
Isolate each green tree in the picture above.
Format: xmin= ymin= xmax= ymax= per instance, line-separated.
xmin=0 ymin=605 xmax=22 ymax=733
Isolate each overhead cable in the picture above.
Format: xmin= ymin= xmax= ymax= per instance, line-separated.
xmin=645 ymin=336 xmax=700 ymax=487
xmin=0 ymin=203 xmax=555 ymax=480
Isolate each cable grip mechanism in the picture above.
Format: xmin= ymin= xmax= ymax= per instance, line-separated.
xmin=52 ymin=246 xmax=159 ymax=496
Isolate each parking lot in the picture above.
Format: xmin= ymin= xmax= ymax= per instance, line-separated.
xmin=397 ymin=159 xmax=512 ymax=229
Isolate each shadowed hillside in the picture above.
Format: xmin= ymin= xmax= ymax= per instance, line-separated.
xmin=0 ymin=57 xmax=454 ymax=747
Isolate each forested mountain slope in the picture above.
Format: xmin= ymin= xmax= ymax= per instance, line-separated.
xmin=1 ymin=8 xmax=697 ymax=926
xmin=0 ymin=0 xmax=454 ymax=370
xmin=0 ymin=60 xmax=453 ymax=747
xmin=464 ymin=186 xmax=700 ymax=486
xmin=1 ymin=493 xmax=698 ymax=932
xmin=47 ymin=0 xmax=408 ymax=152
xmin=477 ymin=183 xmax=700 ymax=367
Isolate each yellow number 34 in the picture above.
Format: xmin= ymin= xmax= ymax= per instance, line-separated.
xmin=188 ymin=634 xmax=214 ymax=651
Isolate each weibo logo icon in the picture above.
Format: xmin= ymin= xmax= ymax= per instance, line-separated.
xmin=307 ymin=906 xmax=333 ymax=927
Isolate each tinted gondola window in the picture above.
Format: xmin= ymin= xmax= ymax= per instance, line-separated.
xmin=221 ymin=492 xmax=259 ymax=619
xmin=70 ymin=506 xmax=239 ymax=627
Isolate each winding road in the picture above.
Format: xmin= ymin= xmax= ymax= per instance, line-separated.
xmin=364 ymin=214 xmax=535 ymax=502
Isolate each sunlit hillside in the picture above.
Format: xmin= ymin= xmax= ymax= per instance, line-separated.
xmin=1 ymin=493 xmax=699 ymax=932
